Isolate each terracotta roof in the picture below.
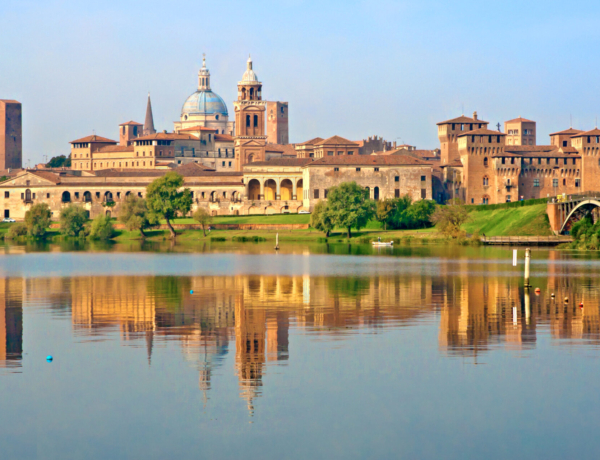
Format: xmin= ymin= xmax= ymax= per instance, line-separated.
xmin=492 ymin=149 xmax=580 ymax=159
xmin=440 ymin=159 xmax=464 ymax=168
xmin=89 ymin=166 xmax=241 ymax=178
xmin=244 ymin=158 xmax=313 ymax=168
xmin=317 ymin=135 xmax=358 ymax=146
xmin=437 ymin=115 xmax=489 ymax=125
xmin=570 ymin=128 xmax=600 ymax=138
xmin=296 ymin=137 xmax=324 ymax=146
xmin=265 ymin=143 xmax=297 ymax=156
xmin=214 ymin=134 xmax=234 ymax=142
xmin=505 ymin=117 xmax=535 ymax=123
xmin=118 ymin=121 xmax=142 ymax=126
xmin=96 ymin=145 xmax=134 ymax=153
xmin=135 ymin=132 xmax=197 ymax=141
xmin=549 ymin=128 xmax=583 ymax=136
xmin=174 ymin=162 xmax=215 ymax=174
xmin=178 ymin=126 xmax=218 ymax=132
xmin=457 ymin=128 xmax=506 ymax=137
xmin=0 ymin=99 xmax=20 ymax=104
xmin=309 ymin=155 xmax=430 ymax=167
xmin=353 ymin=140 xmax=365 ymax=147
xmin=504 ymin=145 xmax=556 ymax=153
xmin=27 ymin=171 xmax=61 ymax=184
xmin=70 ymin=135 xmax=117 ymax=144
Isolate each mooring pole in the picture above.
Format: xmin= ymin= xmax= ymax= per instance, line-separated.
xmin=524 ymin=288 xmax=531 ymax=325
xmin=513 ymin=249 xmax=517 ymax=267
xmin=524 ymin=247 xmax=531 ymax=288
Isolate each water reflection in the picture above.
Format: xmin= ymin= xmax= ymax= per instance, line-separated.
xmin=5 ymin=258 xmax=600 ymax=408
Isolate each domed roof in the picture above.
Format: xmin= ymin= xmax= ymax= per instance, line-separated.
xmin=240 ymin=56 xmax=259 ymax=83
xmin=181 ymin=90 xmax=228 ymax=117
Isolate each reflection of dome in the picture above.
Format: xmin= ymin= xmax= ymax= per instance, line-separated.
xmin=181 ymin=90 xmax=228 ymax=117
xmin=241 ymin=56 xmax=259 ymax=83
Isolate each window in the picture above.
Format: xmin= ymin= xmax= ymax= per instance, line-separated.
xmin=3 ymin=210 xmax=8 ymax=218
xmin=511 ymin=157 xmax=515 ymax=164
xmin=246 ymin=115 xmax=250 ymax=127
xmin=395 ymin=176 xmax=399 ymax=182
xmin=421 ymin=189 xmax=426 ymax=199
xmin=324 ymin=189 xmax=328 ymax=198
xmin=334 ymin=167 xmax=339 ymax=172
xmin=395 ymin=189 xmax=400 ymax=198
xmin=3 ymin=192 xmax=8 ymax=198
xmin=348 ymin=151 xmax=354 ymax=155
xmin=421 ymin=176 xmax=426 ymax=182
xmin=502 ymin=157 xmax=505 ymax=164
xmin=553 ymin=178 xmax=558 ymax=187
xmin=563 ymin=178 xmax=566 ymax=186
xmin=222 ymin=161 xmax=225 ymax=167
xmin=483 ymin=196 xmax=489 ymax=205
xmin=576 ymin=179 xmax=580 ymax=187
xmin=533 ymin=179 xmax=540 ymax=187
xmin=327 ymin=151 xmax=334 ymax=156
xmin=471 ymin=198 xmax=474 ymax=204
xmin=314 ymin=189 xmax=319 ymax=199
xmin=563 ymin=140 xmax=568 ymax=147
xmin=337 ymin=151 xmax=343 ymax=156
xmin=506 ymin=195 xmax=511 ymax=203
xmin=356 ymin=167 xmax=361 ymax=172
xmin=483 ymin=176 xmax=489 ymax=186
xmin=374 ymin=167 xmax=379 ymax=172
xmin=229 ymin=162 xmax=232 ymax=167
xmin=253 ymin=115 xmax=258 ymax=127
xmin=483 ymin=157 xmax=488 ymax=167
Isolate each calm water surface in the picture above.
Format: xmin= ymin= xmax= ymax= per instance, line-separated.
xmin=1 ymin=242 xmax=600 ymax=459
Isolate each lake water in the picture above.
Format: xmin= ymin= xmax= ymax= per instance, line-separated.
xmin=2 ymin=242 xmax=600 ymax=459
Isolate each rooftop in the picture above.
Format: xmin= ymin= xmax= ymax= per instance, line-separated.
xmin=96 ymin=145 xmax=135 ymax=153
xmin=309 ymin=155 xmax=431 ymax=167
xmin=549 ymin=128 xmax=584 ymax=136
xmin=178 ymin=125 xmax=219 ymax=132
xmin=437 ymin=115 xmax=489 ymax=126
xmin=570 ymin=128 xmax=600 ymax=138
xmin=135 ymin=132 xmax=197 ymax=141
xmin=457 ymin=128 xmax=506 ymax=137
xmin=505 ymin=117 xmax=535 ymax=123
xmin=296 ymin=137 xmax=324 ymax=146
xmin=118 ymin=121 xmax=142 ymax=126
xmin=317 ymin=135 xmax=358 ymax=146
xmin=70 ymin=135 xmax=117 ymax=144
xmin=244 ymin=158 xmax=313 ymax=168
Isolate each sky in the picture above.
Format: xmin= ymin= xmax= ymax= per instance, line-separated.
xmin=2 ymin=0 xmax=600 ymax=165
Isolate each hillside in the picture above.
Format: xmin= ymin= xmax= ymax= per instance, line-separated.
xmin=461 ymin=203 xmax=552 ymax=236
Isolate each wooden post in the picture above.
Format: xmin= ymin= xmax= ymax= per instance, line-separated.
xmin=513 ymin=249 xmax=517 ymax=266
xmin=524 ymin=247 xmax=531 ymax=288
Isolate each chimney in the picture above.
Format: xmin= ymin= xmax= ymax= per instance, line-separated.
xmin=393 ymin=141 xmax=397 ymax=148
xmin=473 ymin=111 xmax=478 ymax=120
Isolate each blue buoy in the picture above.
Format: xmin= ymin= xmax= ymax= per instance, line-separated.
xmin=46 ymin=355 xmax=53 ymax=362
xmin=190 ymin=290 xmax=194 ymax=294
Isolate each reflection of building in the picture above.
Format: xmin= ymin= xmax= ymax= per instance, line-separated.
xmin=0 ymin=278 xmax=23 ymax=368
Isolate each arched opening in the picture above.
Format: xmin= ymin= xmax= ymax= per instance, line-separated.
xmin=280 ymin=179 xmax=293 ymax=201
xmin=25 ymin=189 xmax=32 ymax=202
xmin=125 ymin=191 xmax=131 ymax=198
xmin=483 ymin=176 xmax=489 ymax=186
xmin=105 ymin=210 xmax=111 ymax=217
xmin=104 ymin=191 xmax=113 ymax=203
xmin=242 ymin=88 xmax=247 ymax=100
xmin=248 ymin=179 xmax=261 ymax=200
xmin=296 ymin=179 xmax=303 ymax=200
xmin=248 ymin=154 xmax=255 ymax=163
xmin=210 ymin=191 xmax=217 ymax=202
xmin=250 ymin=88 xmax=254 ymax=99
xmin=253 ymin=114 xmax=258 ymax=128
xmin=61 ymin=191 xmax=71 ymax=203
xmin=246 ymin=115 xmax=251 ymax=127
xmin=365 ymin=186 xmax=370 ymax=199
xmin=83 ymin=191 xmax=92 ymax=203
xmin=222 ymin=191 xmax=227 ymax=200
xmin=374 ymin=186 xmax=380 ymax=200
xmin=482 ymin=195 xmax=490 ymax=205
xmin=484 ymin=157 xmax=489 ymax=167
xmin=264 ymin=179 xmax=277 ymax=201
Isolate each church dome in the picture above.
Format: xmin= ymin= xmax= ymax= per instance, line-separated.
xmin=181 ymin=90 xmax=228 ymax=117
xmin=241 ymin=56 xmax=259 ymax=83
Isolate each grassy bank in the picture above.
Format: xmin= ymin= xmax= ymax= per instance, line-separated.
xmin=462 ymin=203 xmax=552 ymax=237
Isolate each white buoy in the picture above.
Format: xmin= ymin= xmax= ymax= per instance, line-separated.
xmin=513 ymin=249 xmax=518 ymax=267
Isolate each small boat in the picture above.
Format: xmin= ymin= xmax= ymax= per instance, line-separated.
xmin=372 ymin=240 xmax=393 ymax=247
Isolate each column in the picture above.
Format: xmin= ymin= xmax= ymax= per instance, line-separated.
xmin=276 ymin=180 xmax=281 ymax=200
xmin=260 ymin=179 xmax=265 ymax=200
xmin=292 ymin=180 xmax=297 ymax=200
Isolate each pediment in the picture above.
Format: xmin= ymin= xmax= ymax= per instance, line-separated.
xmin=0 ymin=172 xmax=58 ymax=187
xmin=241 ymin=139 xmax=265 ymax=147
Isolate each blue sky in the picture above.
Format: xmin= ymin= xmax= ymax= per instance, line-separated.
xmin=2 ymin=0 xmax=600 ymax=164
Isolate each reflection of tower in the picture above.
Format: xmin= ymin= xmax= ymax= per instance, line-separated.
xmin=0 ymin=278 xmax=23 ymax=368
xmin=233 ymin=56 xmax=266 ymax=170
xmin=267 ymin=312 xmax=289 ymax=362
xmin=235 ymin=293 xmax=266 ymax=415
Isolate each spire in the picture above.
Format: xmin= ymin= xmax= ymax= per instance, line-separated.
xmin=198 ymin=53 xmax=211 ymax=91
xmin=144 ymin=93 xmax=156 ymax=136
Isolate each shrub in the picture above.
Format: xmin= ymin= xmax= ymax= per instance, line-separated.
xmin=210 ymin=236 xmax=226 ymax=242
xmin=89 ymin=215 xmax=115 ymax=240
xmin=60 ymin=205 xmax=88 ymax=237
xmin=192 ymin=207 xmax=213 ymax=237
xmin=6 ymin=223 xmax=27 ymax=239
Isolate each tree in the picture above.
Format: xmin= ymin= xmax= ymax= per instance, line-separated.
xmin=60 ymin=205 xmax=88 ymax=237
xmin=310 ymin=200 xmax=334 ymax=237
xmin=388 ymin=195 xmax=413 ymax=229
xmin=118 ymin=195 xmax=156 ymax=238
xmin=90 ymin=214 xmax=115 ymax=240
xmin=431 ymin=199 xmax=470 ymax=237
xmin=403 ymin=199 xmax=436 ymax=229
xmin=6 ymin=223 xmax=27 ymax=239
xmin=192 ymin=207 xmax=213 ymax=237
xmin=146 ymin=172 xmax=193 ymax=239
xmin=46 ymin=155 xmax=71 ymax=168
xmin=376 ymin=199 xmax=396 ymax=231
xmin=24 ymin=203 xmax=52 ymax=238
xmin=326 ymin=182 xmax=374 ymax=238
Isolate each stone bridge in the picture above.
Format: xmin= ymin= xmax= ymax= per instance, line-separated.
xmin=547 ymin=192 xmax=600 ymax=234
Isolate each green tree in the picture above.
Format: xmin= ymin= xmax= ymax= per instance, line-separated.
xmin=431 ymin=199 xmax=470 ymax=237
xmin=376 ymin=199 xmax=396 ymax=231
xmin=60 ymin=205 xmax=88 ymax=237
xmin=326 ymin=182 xmax=374 ymax=238
xmin=389 ymin=195 xmax=413 ymax=229
xmin=310 ymin=200 xmax=334 ymax=237
xmin=192 ymin=207 xmax=213 ymax=237
xmin=46 ymin=155 xmax=71 ymax=168
xmin=118 ymin=195 xmax=156 ymax=238
xmin=403 ymin=199 xmax=436 ymax=229
xmin=146 ymin=172 xmax=193 ymax=239
xmin=24 ymin=203 xmax=52 ymax=238
xmin=90 ymin=214 xmax=115 ymax=240
xmin=6 ymin=223 xmax=27 ymax=239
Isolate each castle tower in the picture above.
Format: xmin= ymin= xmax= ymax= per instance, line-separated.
xmin=266 ymin=101 xmax=289 ymax=145
xmin=0 ymin=100 xmax=22 ymax=170
xmin=119 ymin=121 xmax=142 ymax=146
xmin=437 ymin=112 xmax=489 ymax=165
xmin=143 ymin=93 xmax=156 ymax=136
xmin=234 ymin=56 xmax=266 ymax=170
xmin=504 ymin=117 xmax=536 ymax=146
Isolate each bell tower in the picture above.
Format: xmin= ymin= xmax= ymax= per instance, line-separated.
xmin=234 ymin=56 xmax=266 ymax=170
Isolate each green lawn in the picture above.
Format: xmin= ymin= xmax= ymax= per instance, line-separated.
xmin=461 ymin=203 xmax=552 ymax=237
xmin=164 ymin=214 xmax=311 ymax=225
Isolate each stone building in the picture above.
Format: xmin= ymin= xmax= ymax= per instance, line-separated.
xmin=437 ymin=112 xmax=488 ymax=166
xmin=301 ymin=155 xmax=432 ymax=210
xmin=357 ymin=135 xmax=393 ymax=155
xmin=0 ymin=100 xmax=22 ymax=170
xmin=295 ymin=136 xmax=359 ymax=158
xmin=505 ymin=117 xmax=536 ymax=146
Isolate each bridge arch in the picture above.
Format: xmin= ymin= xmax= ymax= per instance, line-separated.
xmin=560 ymin=199 xmax=600 ymax=234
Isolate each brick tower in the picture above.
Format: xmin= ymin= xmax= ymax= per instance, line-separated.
xmin=266 ymin=101 xmax=289 ymax=145
xmin=0 ymin=100 xmax=22 ymax=170
xmin=234 ymin=56 xmax=266 ymax=170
